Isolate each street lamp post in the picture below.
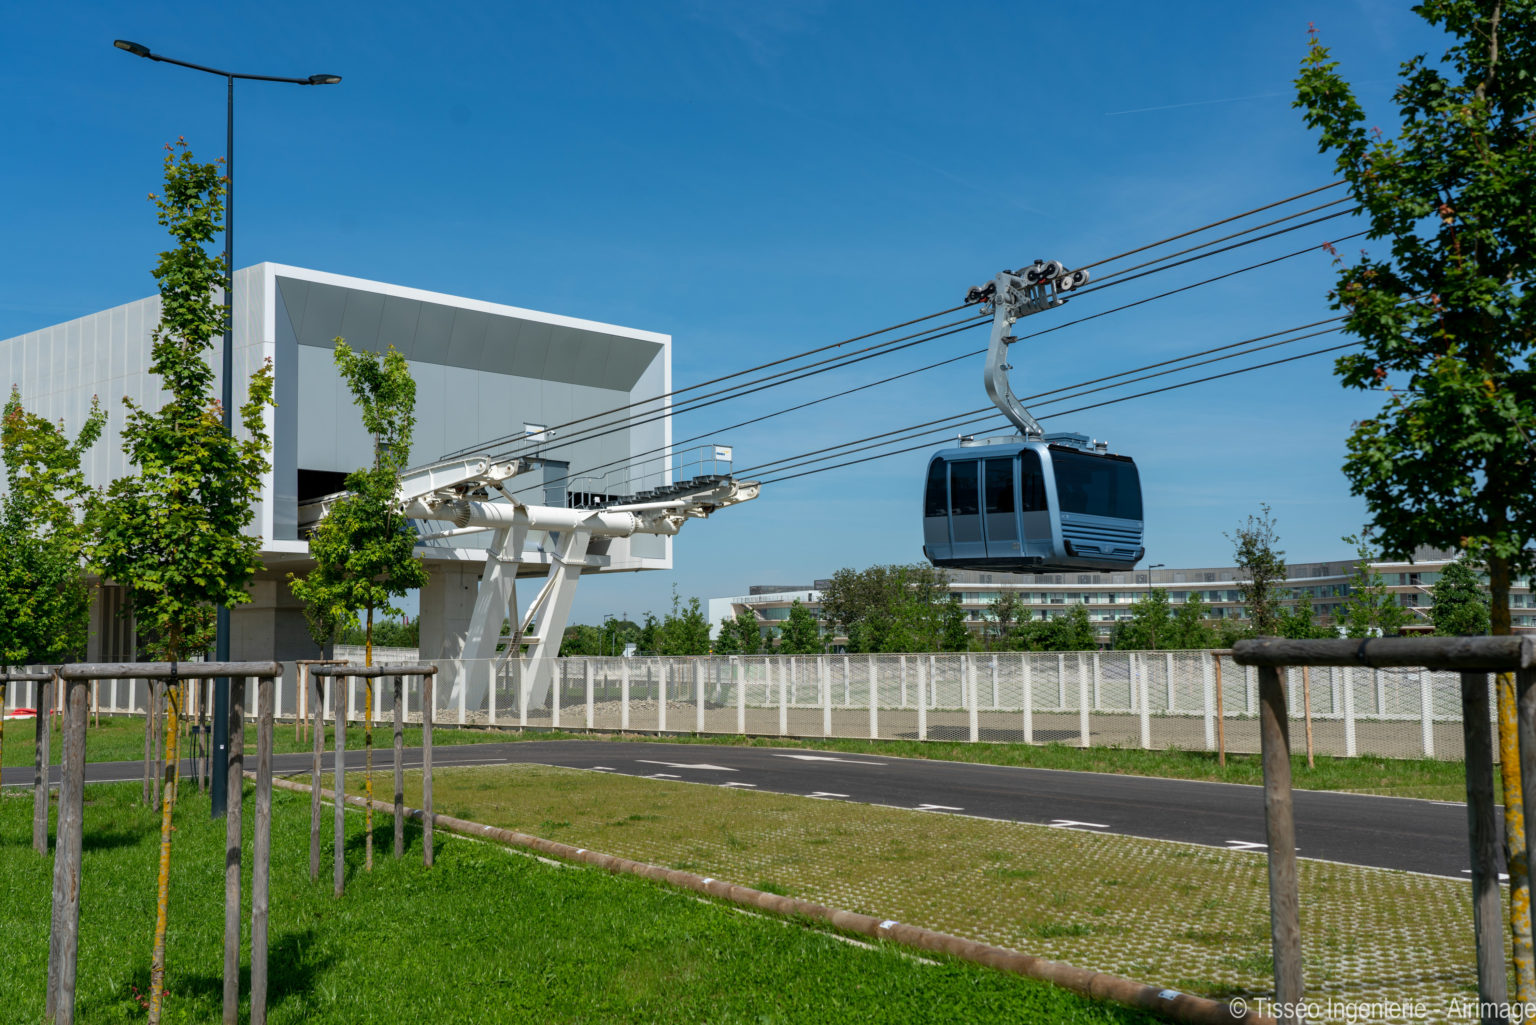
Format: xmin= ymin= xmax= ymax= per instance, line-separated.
xmin=113 ymin=40 xmax=339 ymax=819
xmin=1146 ymin=563 xmax=1166 ymax=650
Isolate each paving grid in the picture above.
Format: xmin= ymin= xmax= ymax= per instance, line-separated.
xmin=345 ymin=762 xmax=1503 ymax=1025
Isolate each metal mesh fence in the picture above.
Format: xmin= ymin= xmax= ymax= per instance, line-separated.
xmin=1 ymin=650 xmax=1492 ymax=762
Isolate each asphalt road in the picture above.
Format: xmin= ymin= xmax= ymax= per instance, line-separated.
xmin=2 ymin=739 xmax=1484 ymax=880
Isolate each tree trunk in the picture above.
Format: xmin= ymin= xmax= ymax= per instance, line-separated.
xmin=365 ymin=606 xmax=374 ymax=872
xmin=147 ymin=677 xmax=182 ymax=1025
xmin=1490 ymin=553 xmax=1534 ymax=998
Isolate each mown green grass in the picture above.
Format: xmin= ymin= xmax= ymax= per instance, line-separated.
xmin=0 ymin=784 xmax=1158 ymax=1024
xmin=3 ymin=714 xmax=1476 ymax=801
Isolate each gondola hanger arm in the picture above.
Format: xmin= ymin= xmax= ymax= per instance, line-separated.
xmin=971 ymin=260 xmax=1088 ymax=438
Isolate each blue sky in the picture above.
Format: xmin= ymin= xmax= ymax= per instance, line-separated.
xmin=2 ymin=2 xmax=1446 ymax=627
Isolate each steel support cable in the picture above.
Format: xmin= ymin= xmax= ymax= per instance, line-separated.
xmin=1082 ymin=197 xmax=1356 ymax=285
xmin=757 ymin=340 xmax=1362 ymax=486
xmin=734 ymin=317 xmax=1353 ymax=477
xmin=1073 ymin=180 xmax=1345 ymax=273
xmin=448 ymin=189 xmax=1349 ymax=464
xmin=490 ymin=313 xmax=991 ymax=472
xmin=439 ymin=301 xmax=981 ymax=461
xmin=549 ymin=236 xmax=1370 ymax=491
xmin=1074 ymin=209 xmax=1358 ymax=296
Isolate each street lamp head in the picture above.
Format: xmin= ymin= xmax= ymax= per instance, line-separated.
xmin=114 ymin=39 xmax=152 ymax=58
xmin=307 ymin=73 xmax=342 ymax=85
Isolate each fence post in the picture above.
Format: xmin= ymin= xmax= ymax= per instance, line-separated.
xmin=457 ymin=665 xmax=467 ymax=726
xmin=487 ymin=661 xmax=496 ymax=726
xmin=1092 ymin=652 xmax=1101 ymax=711
xmin=1257 ymin=664 xmax=1305 ymax=1016
xmin=968 ymin=658 xmax=980 ymax=743
xmin=252 ymin=676 xmax=273 ymax=1025
xmin=917 ymin=658 xmax=927 ymax=742
xmin=45 ymin=676 xmax=87 ymax=1025
xmin=991 ymin=655 xmax=999 ymax=710
xmin=621 ymin=659 xmax=631 ymax=731
xmin=1247 ymin=664 xmax=1257 ymax=715
xmin=227 ymin=675 xmax=247 ymax=1020
xmin=423 ymin=672 xmax=435 ymax=868
xmin=868 ymin=656 xmax=878 ymax=740
xmin=1343 ymin=665 xmax=1358 ymax=757
xmin=1022 ymin=655 xmax=1033 ymax=744
xmin=393 ymin=675 xmax=404 ymax=859
xmin=900 ymin=655 xmax=908 ymax=707
xmin=736 ymin=659 xmax=746 ymax=735
xmin=1420 ymin=670 xmax=1435 ymax=758
xmin=657 ymin=662 xmax=667 ymax=734
xmin=311 ymin=675 xmax=323 ymax=881
xmin=1138 ymin=655 xmax=1152 ymax=750
xmin=822 ymin=656 xmax=832 ymax=737
xmin=33 ymin=673 xmax=52 ymax=854
xmin=1467 ymin=671 xmax=1509 ymax=1010
xmin=778 ymin=659 xmax=788 ymax=737
xmin=332 ymin=680 xmax=345 ymax=899
xmin=843 ymin=655 xmax=851 ymax=705
xmin=697 ymin=660 xmax=707 ymax=734
xmin=1165 ymin=652 xmax=1175 ymax=712
xmin=588 ymin=660 xmax=597 ymax=732
xmin=1058 ymin=653 xmax=1066 ymax=709
xmin=1203 ymin=653 xmax=1215 ymax=751
xmin=552 ymin=661 xmax=563 ymax=731
xmin=1077 ymin=655 xmax=1089 ymax=748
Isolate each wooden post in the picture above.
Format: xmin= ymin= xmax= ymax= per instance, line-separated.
xmin=222 ymin=678 xmax=244 ymax=1025
xmin=1467 ymin=671 xmax=1509 ymax=1015
xmin=251 ymin=677 xmax=273 ymax=1025
xmin=45 ymin=677 xmax=87 ymax=1024
xmin=297 ymin=663 xmax=306 ymax=743
xmin=1302 ymin=666 xmax=1314 ymax=770
xmin=142 ymin=680 xmax=153 ymax=805
xmin=310 ymin=673 xmax=323 ymax=882
xmin=33 ymin=673 xmax=52 ymax=854
xmin=1214 ymin=653 xmax=1226 ymax=767
xmin=423 ymin=672 xmax=435 ymax=868
xmin=152 ymin=680 xmax=164 ymax=812
xmin=1257 ymin=664 xmax=1304 ymax=1018
xmin=334 ymin=679 xmax=346 ymax=898
xmin=394 ymin=675 xmax=404 ymax=859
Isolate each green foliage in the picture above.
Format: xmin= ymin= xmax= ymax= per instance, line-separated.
xmin=713 ymin=609 xmax=762 ymax=656
xmin=1432 ymin=558 xmax=1491 ymax=636
xmin=819 ymin=564 xmax=953 ymax=653
xmin=559 ymin=623 xmax=607 ymax=657
xmin=1277 ymin=602 xmax=1335 ymax=639
xmin=1034 ymin=604 xmax=1098 ymax=651
xmin=1167 ymin=594 xmax=1221 ymax=650
xmin=336 ymin=615 xmax=419 ymax=648
xmin=1339 ymin=531 xmax=1411 ymax=638
xmin=1114 ymin=588 xmax=1173 ymax=650
xmin=776 ymin=599 xmax=824 ymax=654
xmin=641 ymin=589 xmax=712 ymax=656
xmin=940 ymin=594 xmax=969 ymax=652
xmin=1295 ymin=7 xmax=1536 ymax=631
xmin=89 ymin=142 xmax=274 ymax=660
xmin=0 ymin=389 xmax=105 ymax=664
xmin=1227 ymin=504 xmax=1287 ymax=636
xmin=290 ymin=341 xmax=428 ymax=658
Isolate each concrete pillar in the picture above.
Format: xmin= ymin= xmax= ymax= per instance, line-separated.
xmin=418 ymin=561 xmax=481 ymax=660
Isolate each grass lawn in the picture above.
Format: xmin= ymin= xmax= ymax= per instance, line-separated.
xmin=4 ymin=714 xmax=1478 ymax=802
xmin=0 ymin=783 xmax=1158 ymax=1024
xmin=346 ymin=763 xmax=1501 ymax=1013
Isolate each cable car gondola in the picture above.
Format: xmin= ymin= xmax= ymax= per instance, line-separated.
xmin=921 ymin=262 xmax=1145 ymax=574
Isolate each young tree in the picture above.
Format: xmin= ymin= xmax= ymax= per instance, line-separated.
xmin=290 ymin=340 xmax=428 ymax=872
xmin=1227 ymin=504 xmax=1288 ymax=635
xmin=559 ymin=624 xmax=606 ymax=657
xmin=1116 ymin=588 xmax=1174 ymax=650
xmin=777 ymin=599 xmax=823 ymax=654
xmin=1167 ymin=594 xmax=1221 ymax=650
xmin=986 ymin=590 xmax=1026 ymax=650
xmin=1339 ymin=531 xmax=1411 ymax=638
xmin=728 ymin=609 xmax=762 ymax=655
xmin=87 ymin=142 xmax=275 ymax=1023
xmin=652 ymin=590 xmax=712 ymax=655
xmin=819 ymin=563 xmax=951 ymax=653
xmin=939 ymin=594 xmax=970 ymax=652
xmin=1298 ymin=8 xmax=1536 ymax=985
xmin=1431 ymin=558 xmax=1491 ymax=636
xmin=1033 ymin=604 xmax=1097 ymax=651
xmin=712 ymin=618 xmax=740 ymax=656
xmin=0 ymin=388 xmax=105 ymax=668
xmin=1278 ymin=602 xmax=1334 ymax=639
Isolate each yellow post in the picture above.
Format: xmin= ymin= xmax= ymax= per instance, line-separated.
xmin=1499 ymin=670 xmax=1535 ymax=999
xmin=147 ymin=679 xmax=182 ymax=1025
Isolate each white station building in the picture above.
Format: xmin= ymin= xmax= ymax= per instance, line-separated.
xmin=0 ymin=263 xmax=676 ymax=666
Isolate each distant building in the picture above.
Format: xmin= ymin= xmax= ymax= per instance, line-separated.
xmin=708 ymin=549 xmax=1534 ymax=646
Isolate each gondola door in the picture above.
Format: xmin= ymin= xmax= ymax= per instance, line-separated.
xmin=982 ymin=456 xmax=1019 ymax=561
xmin=947 ymin=459 xmax=986 ymax=563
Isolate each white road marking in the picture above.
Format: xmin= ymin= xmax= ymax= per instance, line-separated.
xmin=591 ymin=766 xmax=616 ymax=771
xmin=1463 ymin=870 xmax=1511 ymax=882
xmin=1049 ymin=819 xmax=1109 ymax=830
xmin=807 ymin=792 xmax=850 ymax=799
xmin=635 ymin=759 xmax=737 ymax=772
xmin=917 ymin=803 xmax=963 ymax=812
xmin=720 ymin=782 xmax=757 ymax=788
xmin=773 ymin=753 xmax=885 ymax=766
xmin=646 ymin=773 xmax=681 ymax=779
xmin=1225 ymin=840 xmax=1268 ymax=851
